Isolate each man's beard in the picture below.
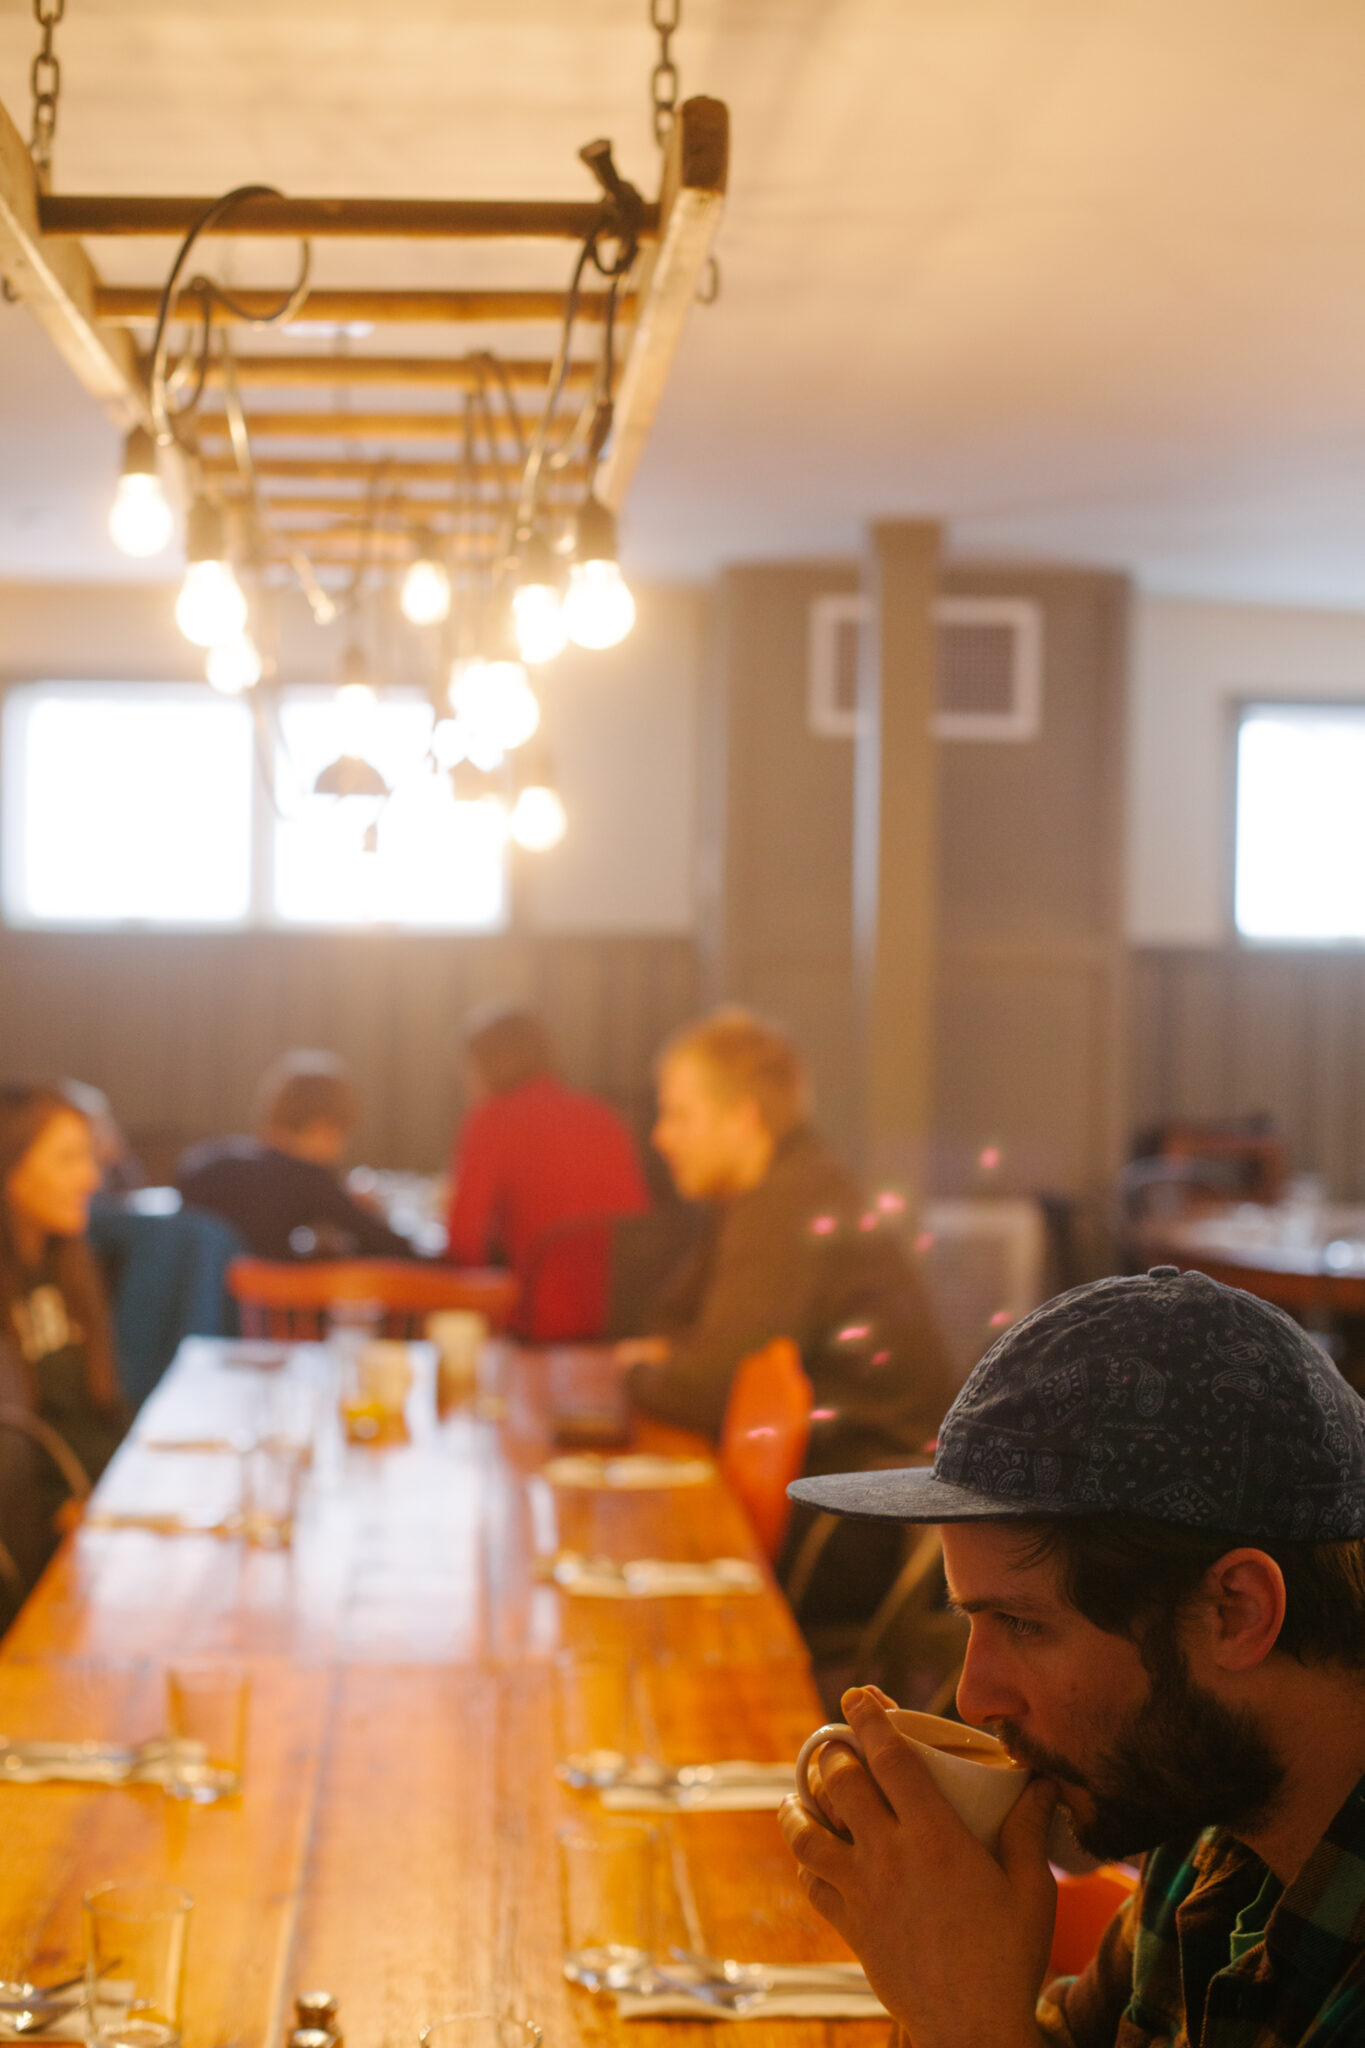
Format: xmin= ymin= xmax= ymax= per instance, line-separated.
xmin=991 ymin=1626 xmax=1285 ymax=1861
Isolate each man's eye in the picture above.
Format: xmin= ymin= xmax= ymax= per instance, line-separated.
xmin=995 ymin=1612 xmax=1041 ymax=1638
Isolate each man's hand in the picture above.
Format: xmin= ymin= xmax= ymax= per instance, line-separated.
xmin=778 ymin=1687 xmax=1058 ymax=2048
xmin=612 ymin=1337 xmax=672 ymax=1369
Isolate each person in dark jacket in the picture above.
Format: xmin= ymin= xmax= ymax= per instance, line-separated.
xmin=0 ymin=1083 xmax=127 ymax=1622
xmin=618 ymin=1009 xmax=954 ymax=1617
xmin=176 ymin=1052 xmax=412 ymax=1261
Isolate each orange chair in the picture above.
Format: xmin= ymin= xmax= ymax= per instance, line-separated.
xmin=1047 ymin=1865 xmax=1138 ymax=1980
xmin=227 ymin=1259 xmax=518 ymax=1341
xmin=718 ymin=1338 xmax=813 ymax=1561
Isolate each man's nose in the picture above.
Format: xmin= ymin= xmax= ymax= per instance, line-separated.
xmin=954 ymin=1634 xmax=1027 ymax=1732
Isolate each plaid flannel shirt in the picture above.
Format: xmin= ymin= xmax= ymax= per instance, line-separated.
xmin=1038 ymin=1773 xmax=1365 ymax=2048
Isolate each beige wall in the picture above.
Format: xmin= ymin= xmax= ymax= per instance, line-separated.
xmin=1129 ymin=594 xmax=1365 ymax=946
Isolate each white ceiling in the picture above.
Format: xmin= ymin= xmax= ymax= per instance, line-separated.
xmin=3 ymin=0 xmax=1365 ymax=602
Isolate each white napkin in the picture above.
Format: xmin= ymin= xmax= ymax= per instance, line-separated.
xmin=615 ymin=1965 xmax=885 ymax=2021
xmin=81 ymin=1509 xmax=239 ymax=1537
xmin=541 ymin=1454 xmax=716 ymax=1490
xmin=551 ymin=1555 xmax=762 ymax=1598
xmin=602 ymin=1764 xmax=795 ymax=1812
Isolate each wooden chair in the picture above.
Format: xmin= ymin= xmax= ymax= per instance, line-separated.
xmin=718 ymin=1338 xmax=813 ymax=1562
xmin=227 ymin=1259 xmax=519 ymax=1341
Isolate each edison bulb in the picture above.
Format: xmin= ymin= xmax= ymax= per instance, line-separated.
xmin=400 ymin=555 xmax=451 ymax=626
xmin=510 ymin=784 xmax=567 ymax=851
xmin=512 ymin=581 xmax=568 ymax=665
xmin=175 ymin=559 xmax=248 ymax=648
xmin=449 ymin=657 xmax=540 ymax=752
xmin=205 ymin=634 xmax=261 ymax=694
xmin=563 ymin=559 xmax=635 ymax=650
xmin=109 ymin=471 xmax=174 ymax=558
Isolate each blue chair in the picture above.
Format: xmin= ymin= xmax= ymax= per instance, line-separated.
xmin=88 ymin=1198 xmax=244 ymax=1412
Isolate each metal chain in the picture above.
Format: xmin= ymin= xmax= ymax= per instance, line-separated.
xmin=29 ymin=0 xmax=65 ymax=188
xmin=650 ymin=0 xmax=680 ymax=149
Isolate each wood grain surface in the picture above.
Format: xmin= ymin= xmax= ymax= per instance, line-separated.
xmin=0 ymin=1339 xmax=876 ymax=2048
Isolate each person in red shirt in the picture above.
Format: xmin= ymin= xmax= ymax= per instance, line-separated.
xmin=446 ymin=1007 xmax=650 ymax=1341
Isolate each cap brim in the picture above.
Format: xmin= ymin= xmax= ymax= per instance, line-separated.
xmin=787 ymin=1466 xmax=1068 ymax=1523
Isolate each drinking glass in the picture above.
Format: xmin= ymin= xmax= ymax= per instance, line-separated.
xmin=419 ymin=2019 xmax=541 ymax=2048
xmin=83 ymin=1881 xmax=191 ymax=2048
xmin=165 ymin=1664 xmax=249 ymax=1802
xmin=558 ymin=1820 xmax=658 ymax=1990
xmin=554 ymin=1654 xmax=643 ymax=1787
xmin=239 ymin=1439 xmax=304 ymax=1547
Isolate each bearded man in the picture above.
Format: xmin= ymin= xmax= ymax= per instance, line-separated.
xmin=779 ymin=1264 xmax=1365 ymax=2048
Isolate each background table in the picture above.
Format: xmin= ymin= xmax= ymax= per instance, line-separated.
xmin=0 ymin=1339 xmax=873 ymax=2048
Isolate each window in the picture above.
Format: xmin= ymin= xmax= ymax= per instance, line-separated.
xmin=272 ymin=692 xmax=506 ymax=929
xmin=2 ymin=682 xmax=507 ymax=932
xmin=1235 ymin=704 xmax=1365 ymax=942
xmin=2 ymin=684 xmax=254 ymax=926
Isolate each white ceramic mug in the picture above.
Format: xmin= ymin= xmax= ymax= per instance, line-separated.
xmin=796 ymin=1707 xmax=1029 ymax=1850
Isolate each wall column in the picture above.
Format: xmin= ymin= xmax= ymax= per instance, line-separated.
xmin=854 ymin=518 xmax=941 ymax=1203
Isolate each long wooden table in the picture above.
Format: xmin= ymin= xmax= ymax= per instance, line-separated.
xmin=0 ymin=1340 xmax=873 ymax=2048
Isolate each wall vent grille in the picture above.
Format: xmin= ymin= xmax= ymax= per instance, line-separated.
xmin=808 ymin=593 xmax=1043 ymax=741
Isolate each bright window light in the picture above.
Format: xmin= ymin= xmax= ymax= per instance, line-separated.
xmin=273 ymin=692 xmax=506 ymax=928
xmin=1236 ymin=706 xmax=1365 ymax=942
xmin=3 ymin=685 xmax=253 ymax=925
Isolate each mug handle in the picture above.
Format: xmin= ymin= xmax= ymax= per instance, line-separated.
xmin=794 ymin=1722 xmax=861 ymax=1835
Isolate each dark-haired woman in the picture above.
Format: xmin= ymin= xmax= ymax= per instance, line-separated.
xmin=0 ymin=1085 xmax=127 ymax=1591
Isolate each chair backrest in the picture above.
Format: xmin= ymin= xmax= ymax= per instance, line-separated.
xmin=227 ymin=1259 xmax=518 ymax=1341
xmin=719 ymin=1338 xmax=813 ymax=1562
xmin=1048 ymin=1865 xmax=1138 ymax=1980
xmin=914 ymin=1198 xmax=1048 ymax=1389
xmin=517 ymin=1214 xmax=617 ymax=1343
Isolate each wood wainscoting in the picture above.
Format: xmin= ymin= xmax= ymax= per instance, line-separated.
xmin=0 ymin=926 xmax=699 ymax=1175
xmin=1130 ymin=946 xmax=1365 ymax=1198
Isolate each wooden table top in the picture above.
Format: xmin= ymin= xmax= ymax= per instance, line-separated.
xmin=0 ymin=1339 xmax=871 ymax=2048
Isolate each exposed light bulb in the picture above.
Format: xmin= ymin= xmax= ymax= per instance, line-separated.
xmin=400 ymin=546 xmax=451 ymax=626
xmin=512 ymin=580 xmax=568 ymax=665
xmin=176 ymin=558 xmax=248 ymax=648
xmin=109 ymin=472 xmax=173 ymax=558
xmin=109 ymin=428 xmax=173 ymax=558
xmin=510 ymin=783 xmax=567 ymax=851
xmin=449 ymin=657 xmax=540 ymax=752
xmin=205 ymin=634 xmax=262 ymax=694
xmin=564 ymin=559 xmax=635 ymax=650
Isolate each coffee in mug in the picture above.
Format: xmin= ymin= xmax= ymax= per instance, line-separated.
xmin=796 ymin=1707 xmax=1029 ymax=1850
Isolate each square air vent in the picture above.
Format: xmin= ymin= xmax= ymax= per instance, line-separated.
xmin=808 ymin=593 xmax=1043 ymax=742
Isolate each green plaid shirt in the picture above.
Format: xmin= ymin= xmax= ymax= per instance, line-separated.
xmin=1038 ymin=1773 xmax=1365 ymax=2048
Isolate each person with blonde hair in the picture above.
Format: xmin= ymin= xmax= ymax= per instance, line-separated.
xmin=619 ymin=1007 xmax=953 ymax=1615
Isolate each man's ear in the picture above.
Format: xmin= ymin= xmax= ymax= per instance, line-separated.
xmin=1194 ymin=1549 xmax=1287 ymax=1673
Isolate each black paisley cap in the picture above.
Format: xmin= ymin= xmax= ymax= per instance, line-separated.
xmin=788 ymin=1266 xmax=1365 ymax=1539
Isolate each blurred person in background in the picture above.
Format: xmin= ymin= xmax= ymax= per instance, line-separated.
xmin=447 ymin=1005 xmax=650 ymax=1340
xmin=618 ymin=1007 xmax=955 ymax=1617
xmin=0 ymin=1083 xmax=127 ymax=1607
xmin=177 ymin=1051 xmax=413 ymax=1261
xmin=60 ymin=1080 xmax=145 ymax=1193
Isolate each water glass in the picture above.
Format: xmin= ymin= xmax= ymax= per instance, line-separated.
xmin=165 ymin=1664 xmax=249 ymax=1802
xmin=558 ymin=1820 xmax=658 ymax=1990
xmin=240 ymin=1439 xmax=304 ymax=1547
xmin=554 ymin=1654 xmax=643 ymax=1786
xmin=419 ymin=2019 xmax=541 ymax=2048
xmin=83 ymin=1880 xmax=191 ymax=2048
xmin=428 ymin=1310 xmax=488 ymax=1411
